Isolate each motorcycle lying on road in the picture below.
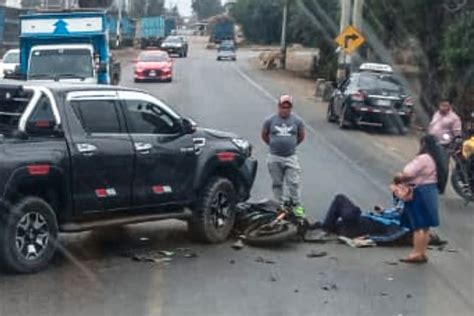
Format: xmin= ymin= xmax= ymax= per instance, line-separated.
xmin=446 ymin=135 xmax=474 ymax=203
xmin=234 ymin=199 xmax=310 ymax=246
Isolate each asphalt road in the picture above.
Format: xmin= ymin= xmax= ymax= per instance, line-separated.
xmin=0 ymin=38 xmax=472 ymax=316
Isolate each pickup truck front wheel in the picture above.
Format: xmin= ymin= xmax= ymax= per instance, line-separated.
xmin=189 ymin=177 xmax=237 ymax=243
xmin=0 ymin=197 xmax=58 ymax=273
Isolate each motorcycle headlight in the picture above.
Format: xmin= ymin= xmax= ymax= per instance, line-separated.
xmin=232 ymin=138 xmax=251 ymax=156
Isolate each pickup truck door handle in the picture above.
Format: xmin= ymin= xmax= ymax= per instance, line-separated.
xmin=134 ymin=142 xmax=153 ymax=154
xmin=77 ymin=143 xmax=97 ymax=155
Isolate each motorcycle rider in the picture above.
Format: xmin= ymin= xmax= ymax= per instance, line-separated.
xmin=428 ymin=98 xmax=462 ymax=147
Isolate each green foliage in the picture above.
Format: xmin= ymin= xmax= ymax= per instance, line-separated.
xmin=230 ymin=0 xmax=284 ymax=44
xmin=130 ymin=0 xmax=165 ymax=18
xmin=192 ymin=0 xmax=224 ymax=20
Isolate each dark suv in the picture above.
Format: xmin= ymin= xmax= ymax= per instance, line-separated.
xmin=0 ymin=82 xmax=257 ymax=273
xmin=327 ymin=66 xmax=415 ymax=132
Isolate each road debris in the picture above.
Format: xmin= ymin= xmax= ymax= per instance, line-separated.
xmin=386 ymin=276 xmax=395 ymax=282
xmin=294 ymin=289 xmax=299 ymax=293
xmin=446 ymin=248 xmax=459 ymax=253
xmin=232 ymin=239 xmax=245 ymax=250
xmin=384 ymin=261 xmax=399 ymax=266
xmin=229 ymin=259 xmax=236 ymax=264
xmin=321 ymin=283 xmax=338 ymax=291
xmin=406 ymin=294 xmax=412 ymax=299
xmin=132 ymin=255 xmax=173 ymax=265
xmin=158 ymin=250 xmax=176 ymax=257
xmin=183 ymin=252 xmax=198 ymax=258
xmin=338 ymin=236 xmax=376 ymax=248
xmin=379 ymin=292 xmax=389 ymax=297
xmin=306 ymin=250 xmax=328 ymax=258
xmin=255 ymin=256 xmax=276 ymax=264
xmin=139 ymin=237 xmax=150 ymax=242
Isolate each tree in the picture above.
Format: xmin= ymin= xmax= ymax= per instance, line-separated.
xmin=230 ymin=0 xmax=284 ymax=44
xmin=192 ymin=0 xmax=224 ymax=20
xmin=441 ymin=10 xmax=474 ymax=123
xmin=130 ymin=0 xmax=165 ymax=18
xmin=364 ymin=0 xmax=473 ymax=122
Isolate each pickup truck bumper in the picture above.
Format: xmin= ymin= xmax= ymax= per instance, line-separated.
xmin=239 ymin=157 xmax=258 ymax=201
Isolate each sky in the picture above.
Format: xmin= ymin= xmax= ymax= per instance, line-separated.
xmin=166 ymin=0 xmax=193 ymax=17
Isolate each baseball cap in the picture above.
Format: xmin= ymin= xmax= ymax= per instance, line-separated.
xmin=278 ymin=94 xmax=293 ymax=107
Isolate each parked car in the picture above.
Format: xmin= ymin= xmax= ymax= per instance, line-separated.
xmin=0 ymin=49 xmax=20 ymax=79
xmin=134 ymin=50 xmax=173 ymax=82
xmin=327 ymin=63 xmax=414 ymax=133
xmin=161 ymin=36 xmax=188 ymax=58
xmin=0 ymin=82 xmax=257 ymax=273
xmin=217 ymin=41 xmax=237 ymax=61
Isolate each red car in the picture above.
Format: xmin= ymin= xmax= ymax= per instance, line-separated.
xmin=134 ymin=50 xmax=173 ymax=83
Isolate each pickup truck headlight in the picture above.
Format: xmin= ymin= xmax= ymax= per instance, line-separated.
xmin=232 ymin=138 xmax=251 ymax=156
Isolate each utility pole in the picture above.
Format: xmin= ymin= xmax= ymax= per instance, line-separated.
xmin=351 ymin=0 xmax=364 ymax=65
xmin=337 ymin=0 xmax=352 ymax=80
xmin=280 ymin=0 xmax=289 ymax=69
xmin=117 ymin=0 xmax=123 ymax=48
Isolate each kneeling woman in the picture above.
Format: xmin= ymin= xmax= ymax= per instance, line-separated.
xmin=393 ymin=135 xmax=448 ymax=264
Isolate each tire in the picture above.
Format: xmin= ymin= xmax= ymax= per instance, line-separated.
xmin=217 ymin=57 xmax=221 ymax=61
xmin=189 ymin=177 xmax=237 ymax=243
xmin=326 ymin=101 xmax=337 ymax=123
xmin=339 ymin=105 xmax=351 ymax=129
xmin=245 ymin=223 xmax=298 ymax=246
xmin=451 ymin=167 xmax=473 ymax=202
xmin=0 ymin=197 xmax=58 ymax=273
xmin=134 ymin=78 xmax=140 ymax=83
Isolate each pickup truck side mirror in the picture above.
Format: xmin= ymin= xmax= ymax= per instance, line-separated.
xmin=25 ymin=121 xmax=64 ymax=137
xmin=182 ymin=117 xmax=197 ymax=134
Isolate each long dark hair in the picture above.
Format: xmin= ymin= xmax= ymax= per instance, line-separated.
xmin=419 ymin=135 xmax=449 ymax=194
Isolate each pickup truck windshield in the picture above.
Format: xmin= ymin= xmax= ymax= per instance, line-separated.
xmin=29 ymin=49 xmax=94 ymax=80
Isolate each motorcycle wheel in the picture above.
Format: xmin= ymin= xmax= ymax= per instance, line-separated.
xmin=244 ymin=223 xmax=298 ymax=246
xmin=451 ymin=167 xmax=474 ymax=202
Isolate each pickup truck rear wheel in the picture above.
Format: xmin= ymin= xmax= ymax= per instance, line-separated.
xmin=0 ymin=197 xmax=58 ymax=274
xmin=189 ymin=177 xmax=237 ymax=243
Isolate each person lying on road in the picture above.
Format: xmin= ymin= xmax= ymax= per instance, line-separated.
xmin=313 ymin=194 xmax=409 ymax=246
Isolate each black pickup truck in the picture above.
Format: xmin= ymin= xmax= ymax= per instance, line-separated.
xmin=0 ymin=82 xmax=257 ymax=273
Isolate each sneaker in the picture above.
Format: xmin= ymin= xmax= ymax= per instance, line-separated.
xmin=293 ymin=205 xmax=306 ymax=218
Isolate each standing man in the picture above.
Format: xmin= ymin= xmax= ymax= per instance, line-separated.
xmin=262 ymin=95 xmax=306 ymax=217
xmin=428 ymin=98 xmax=462 ymax=147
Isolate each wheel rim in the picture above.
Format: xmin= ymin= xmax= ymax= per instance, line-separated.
xmin=15 ymin=211 xmax=50 ymax=261
xmin=210 ymin=191 xmax=231 ymax=229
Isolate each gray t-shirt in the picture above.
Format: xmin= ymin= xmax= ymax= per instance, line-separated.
xmin=263 ymin=114 xmax=304 ymax=157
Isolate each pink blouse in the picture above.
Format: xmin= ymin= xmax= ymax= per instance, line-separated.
xmin=403 ymin=154 xmax=437 ymax=185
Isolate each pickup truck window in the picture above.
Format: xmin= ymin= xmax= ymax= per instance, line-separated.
xmin=123 ymin=100 xmax=181 ymax=135
xmin=71 ymin=100 xmax=122 ymax=134
xmin=27 ymin=95 xmax=55 ymax=126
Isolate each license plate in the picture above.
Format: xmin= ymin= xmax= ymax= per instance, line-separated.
xmin=149 ymin=71 xmax=157 ymax=77
xmin=376 ymin=99 xmax=391 ymax=106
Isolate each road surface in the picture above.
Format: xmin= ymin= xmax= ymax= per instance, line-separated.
xmin=0 ymin=37 xmax=472 ymax=316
